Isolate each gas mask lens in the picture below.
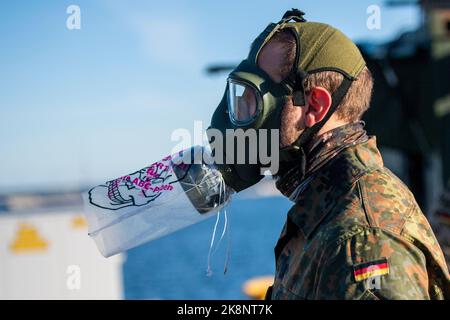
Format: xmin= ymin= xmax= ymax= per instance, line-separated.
xmin=227 ymin=79 xmax=262 ymax=126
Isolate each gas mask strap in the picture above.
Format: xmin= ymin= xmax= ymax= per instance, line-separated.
xmin=280 ymin=9 xmax=307 ymax=23
xmin=295 ymin=77 xmax=353 ymax=149
xmin=279 ymin=77 xmax=353 ymax=164
xmin=252 ymin=10 xmax=306 ymax=64
xmin=291 ymin=69 xmax=309 ymax=106
xmin=277 ymin=77 xmax=353 ymax=184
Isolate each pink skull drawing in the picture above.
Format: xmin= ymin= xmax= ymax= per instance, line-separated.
xmin=88 ymin=156 xmax=179 ymax=210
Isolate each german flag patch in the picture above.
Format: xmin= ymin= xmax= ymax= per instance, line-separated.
xmin=353 ymin=258 xmax=389 ymax=282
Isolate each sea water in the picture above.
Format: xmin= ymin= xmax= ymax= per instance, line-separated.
xmin=123 ymin=196 xmax=291 ymax=299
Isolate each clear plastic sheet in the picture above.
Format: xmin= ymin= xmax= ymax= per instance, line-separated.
xmin=82 ymin=146 xmax=233 ymax=257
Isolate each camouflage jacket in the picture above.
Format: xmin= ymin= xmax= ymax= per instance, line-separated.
xmin=270 ymin=137 xmax=450 ymax=300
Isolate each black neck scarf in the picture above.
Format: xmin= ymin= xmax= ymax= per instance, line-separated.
xmin=275 ymin=121 xmax=369 ymax=199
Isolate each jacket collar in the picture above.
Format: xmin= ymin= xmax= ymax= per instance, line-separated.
xmin=287 ymin=136 xmax=384 ymax=239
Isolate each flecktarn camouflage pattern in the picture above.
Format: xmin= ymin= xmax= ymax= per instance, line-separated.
xmin=270 ymin=137 xmax=450 ymax=299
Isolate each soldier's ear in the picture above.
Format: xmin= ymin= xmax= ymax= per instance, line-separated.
xmin=305 ymin=86 xmax=332 ymax=128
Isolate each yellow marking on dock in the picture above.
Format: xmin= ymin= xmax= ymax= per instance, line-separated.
xmin=10 ymin=223 xmax=48 ymax=253
xmin=72 ymin=215 xmax=87 ymax=229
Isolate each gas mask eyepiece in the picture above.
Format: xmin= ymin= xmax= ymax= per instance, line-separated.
xmin=227 ymin=79 xmax=263 ymax=126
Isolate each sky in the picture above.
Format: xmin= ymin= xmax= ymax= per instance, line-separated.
xmin=0 ymin=0 xmax=421 ymax=192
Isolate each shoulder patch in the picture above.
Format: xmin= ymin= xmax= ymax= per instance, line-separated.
xmin=353 ymin=258 xmax=389 ymax=282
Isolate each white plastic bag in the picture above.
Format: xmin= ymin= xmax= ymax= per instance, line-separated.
xmin=82 ymin=146 xmax=233 ymax=257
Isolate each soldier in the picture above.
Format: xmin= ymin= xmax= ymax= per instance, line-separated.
xmin=208 ymin=9 xmax=450 ymax=299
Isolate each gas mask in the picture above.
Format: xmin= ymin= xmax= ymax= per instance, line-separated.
xmin=208 ymin=9 xmax=366 ymax=192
